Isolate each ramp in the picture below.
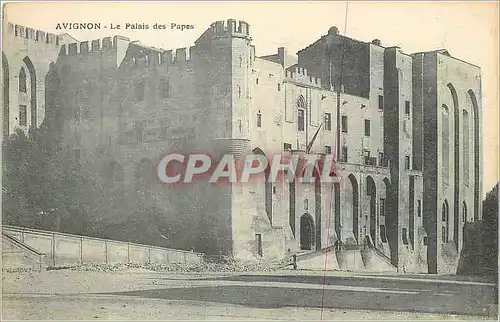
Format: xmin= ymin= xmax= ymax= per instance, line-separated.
xmin=2 ymin=232 xmax=45 ymax=271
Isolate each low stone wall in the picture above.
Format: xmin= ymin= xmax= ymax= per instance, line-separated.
xmin=2 ymin=225 xmax=204 ymax=268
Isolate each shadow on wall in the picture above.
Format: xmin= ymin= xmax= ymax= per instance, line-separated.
xmin=457 ymin=184 xmax=498 ymax=278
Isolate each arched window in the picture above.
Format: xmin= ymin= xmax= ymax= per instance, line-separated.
xmin=18 ymin=67 xmax=27 ymax=92
xmin=462 ymin=201 xmax=467 ymax=222
xmin=297 ymin=95 xmax=305 ymax=132
xmin=441 ymin=104 xmax=450 ymax=185
xmin=441 ymin=200 xmax=449 ymax=243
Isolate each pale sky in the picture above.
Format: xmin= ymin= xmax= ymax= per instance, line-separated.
xmin=3 ymin=1 xmax=498 ymax=194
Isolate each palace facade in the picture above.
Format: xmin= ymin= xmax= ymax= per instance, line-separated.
xmin=2 ymin=20 xmax=483 ymax=273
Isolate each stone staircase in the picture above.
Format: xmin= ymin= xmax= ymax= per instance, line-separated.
xmin=278 ymin=242 xmax=397 ymax=273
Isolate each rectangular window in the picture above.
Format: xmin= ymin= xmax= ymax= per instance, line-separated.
xmin=341 ymin=146 xmax=348 ymax=162
xmin=364 ymin=119 xmax=371 ymax=136
xmin=160 ymin=79 xmax=170 ymax=98
xmin=298 ymin=109 xmax=305 ymax=131
xmin=324 ymin=113 xmax=332 ymax=131
xmin=325 ymin=145 xmax=331 ymax=154
xmin=378 ymin=95 xmax=384 ymax=110
xmin=423 ymin=236 xmax=429 ymax=245
xmin=405 ymin=155 xmax=411 ymax=170
xmin=341 ymin=115 xmax=348 ymax=133
xmin=255 ymin=234 xmax=263 ymax=257
xmin=135 ymin=82 xmax=144 ymax=101
xmin=417 ymin=200 xmax=422 ymax=218
xmin=405 ymin=101 xmax=411 ymax=115
xmin=277 ymin=83 xmax=281 ymax=91
xmin=378 ymin=152 xmax=384 ymax=167
xmin=284 ymin=143 xmax=292 ymax=151
xmin=364 ymin=150 xmax=371 ymax=165
xmin=19 ymin=105 xmax=27 ymax=126
xmin=257 ymin=112 xmax=262 ymax=128
xmin=380 ymin=225 xmax=387 ymax=242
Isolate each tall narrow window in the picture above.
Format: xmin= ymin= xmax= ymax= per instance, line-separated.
xmin=297 ymin=96 xmax=305 ymax=132
xmin=341 ymin=146 xmax=348 ymax=162
xmin=378 ymin=95 xmax=384 ymax=110
xmin=364 ymin=149 xmax=371 ymax=165
xmin=442 ymin=200 xmax=449 ymax=243
xmin=417 ymin=200 xmax=422 ymax=217
xmin=405 ymin=155 xmax=411 ymax=170
xmin=277 ymin=83 xmax=281 ymax=91
xmin=364 ymin=119 xmax=371 ymax=136
xmin=324 ymin=113 xmax=332 ymax=131
xmin=257 ymin=112 xmax=262 ymax=128
xmin=135 ymin=82 xmax=145 ymax=101
xmin=341 ymin=115 xmax=348 ymax=133
xmin=405 ymin=101 xmax=411 ymax=115
xmin=379 ymin=198 xmax=386 ymax=217
xmin=255 ymin=234 xmax=263 ymax=257
xmin=378 ymin=152 xmax=384 ymax=166
xmin=19 ymin=105 xmax=27 ymax=126
xmin=462 ymin=202 xmax=467 ymax=222
xmin=298 ymin=109 xmax=305 ymax=131
xmin=325 ymin=145 xmax=331 ymax=154
xmin=18 ymin=68 xmax=27 ymax=93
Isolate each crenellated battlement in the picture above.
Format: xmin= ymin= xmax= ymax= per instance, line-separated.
xmin=59 ymin=36 xmax=130 ymax=56
xmin=125 ymin=43 xmax=194 ymax=68
xmin=6 ymin=23 xmax=60 ymax=46
xmin=210 ymin=19 xmax=250 ymax=37
xmin=285 ymin=66 xmax=321 ymax=87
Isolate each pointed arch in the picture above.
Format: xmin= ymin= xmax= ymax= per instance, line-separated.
xmin=22 ymin=56 xmax=37 ymax=128
xmin=347 ymin=174 xmax=359 ymax=243
xmin=467 ymin=89 xmax=480 ymax=221
xmin=446 ymin=82 xmax=460 ymax=248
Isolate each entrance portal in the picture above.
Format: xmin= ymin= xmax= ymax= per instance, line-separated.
xmin=300 ymin=214 xmax=314 ymax=250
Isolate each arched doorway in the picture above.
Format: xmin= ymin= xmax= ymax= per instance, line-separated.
xmin=300 ymin=213 xmax=314 ymax=250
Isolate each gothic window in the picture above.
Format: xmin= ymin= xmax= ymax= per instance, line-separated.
xmin=18 ymin=68 xmax=27 ymax=92
xmin=297 ymin=96 xmax=305 ymax=132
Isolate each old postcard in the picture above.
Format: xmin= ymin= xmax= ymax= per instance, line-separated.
xmin=1 ymin=1 xmax=498 ymax=320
